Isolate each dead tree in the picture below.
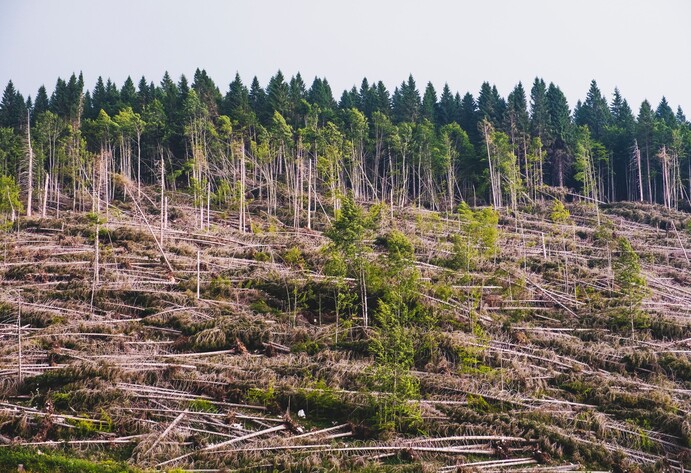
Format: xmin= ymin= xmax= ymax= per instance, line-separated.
xmin=26 ymin=110 xmax=34 ymax=217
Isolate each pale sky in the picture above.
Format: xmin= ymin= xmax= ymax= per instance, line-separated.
xmin=1 ymin=0 xmax=690 ymax=114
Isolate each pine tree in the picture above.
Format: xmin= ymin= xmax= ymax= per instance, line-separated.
xmin=288 ymin=72 xmax=307 ymax=126
xmin=0 ymin=80 xmax=23 ymax=129
xmin=339 ymin=89 xmax=356 ymax=110
xmin=545 ymin=82 xmax=573 ymax=187
xmin=420 ymin=82 xmax=437 ymax=124
xmin=675 ymin=106 xmax=686 ymax=125
xmin=33 ymin=86 xmax=50 ymax=117
xmin=307 ymin=77 xmax=336 ymax=112
xmin=392 ymin=75 xmax=420 ymax=123
xmin=574 ymin=80 xmax=611 ymax=141
xmin=606 ymin=88 xmax=636 ymax=201
xmin=249 ymin=76 xmax=268 ymax=124
xmin=506 ymin=82 xmax=529 ymax=137
xmin=223 ymin=73 xmax=253 ymax=126
xmin=636 ymin=100 xmax=655 ymax=202
xmin=655 ymin=97 xmax=676 ymax=127
xmin=530 ymin=77 xmax=549 ymax=142
xmin=88 ymin=77 xmax=107 ymax=120
xmin=438 ymin=83 xmax=456 ymax=126
xmin=374 ymin=81 xmax=391 ymax=116
xmin=192 ymin=68 xmax=221 ymax=117
xmin=266 ymin=70 xmax=290 ymax=118
xmin=359 ymin=78 xmax=376 ymax=119
xmin=477 ymin=82 xmax=496 ymax=125
xmin=458 ymin=92 xmax=479 ymax=145
xmin=120 ymin=76 xmax=137 ymax=109
xmin=136 ymin=76 xmax=152 ymax=111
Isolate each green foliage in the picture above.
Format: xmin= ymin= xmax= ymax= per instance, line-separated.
xmin=0 ymin=448 xmax=140 ymax=473
xmin=0 ymin=174 xmax=22 ymax=221
xmin=246 ymin=384 xmax=277 ymax=407
xmin=449 ymin=202 xmax=499 ymax=269
xmin=283 ymin=246 xmax=305 ymax=268
xmin=253 ymin=250 xmax=270 ymax=262
xmin=379 ymin=230 xmax=414 ymax=267
xmin=208 ymin=274 xmax=233 ymax=298
xmin=614 ymin=237 xmax=646 ymax=298
xmin=85 ymin=212 xmax=107 ymax=225
xmin=0 ymin=127 xmax=23 ymax=177
xmin=467 ymin=394 xmax=494 ymax=413
xmin=299 ymin=379 xmax=342 ymax=418
xmin=550 ymin=200 xmax=570 ymax=224
xmin=325 ymin=192 xmax=373 ymax=258
xmin=188 ymin=398 xmax=218 ymax=413
xmin=362 ymin=365 xmax=422 ymax=434
xmin=324 ymin=192 xmax=380 ymax=325
xmin=370 ymin=300 xmax=415 ymax=368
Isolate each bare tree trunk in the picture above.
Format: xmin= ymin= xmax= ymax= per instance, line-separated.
xmin=136 ymin=131 xmax=142 ymax=199
xmin=91 ymin=223 xmax=100 ymax=310
xmin=17 ymin=297 xmax=22 ymax=384
xmin=160 ymin=157 xmax=165 ymax=244
xmin=645 ymin=144 xmax=652 ymax=203
xmin=633 ymin=140 xmax=643 ymax=202
xmin=360 ymin=263 xmax=368 ymax=328
xmin=239 ymin=142 xmax=246 ymax=232
xmin=196 ymin=250 xmax=201 ymax=300
xmin=483 ymin=120 xmax=500 ymax=208
xmin=26 ymin=110 xmax=34 ymax=217
xmin=41 ymin=174 xmax=49 ymax=218
xmin=307 ymin=151 xmax=312 ymax=230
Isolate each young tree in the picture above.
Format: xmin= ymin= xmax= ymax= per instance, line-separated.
xmin=613 ymin=237 xmax=647 ymax=338
xmin=0 ymin=175 xmax=22 ymax=224
xmin=324 ymin=192 xmax=379 ymax=327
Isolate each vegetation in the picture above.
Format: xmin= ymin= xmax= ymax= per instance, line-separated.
xmin=1 ymin=73 xmax=691 ymax=225
xmin=0 ymin=70 xmax=689 ymax=472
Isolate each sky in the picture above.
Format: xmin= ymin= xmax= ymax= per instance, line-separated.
xmin=1 ymin=0 xmax=690 ymax=114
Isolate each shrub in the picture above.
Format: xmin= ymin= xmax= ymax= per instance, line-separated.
xmin=550 ymin=200 xmax=570 ymax=223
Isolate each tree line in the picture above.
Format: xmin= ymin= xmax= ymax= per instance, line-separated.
xmin=1 ymin=69 xmax=690 ymax=224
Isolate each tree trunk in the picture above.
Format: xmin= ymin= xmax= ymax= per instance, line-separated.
xmin=160 ymin=156 xmax=165 ymax=244
xmin=26 ymin=110 xmax=33 ymax=217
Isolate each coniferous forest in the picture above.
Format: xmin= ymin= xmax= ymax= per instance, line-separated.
xmin=0 ymin=70 xmax=690 ymax=217
xmin=0 ymin=70 xmax=690 ymax=473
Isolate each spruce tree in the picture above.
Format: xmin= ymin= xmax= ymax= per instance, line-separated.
xmin=420 ymin=82 xmax=437 ymax=124
xmin=33 ymin=86 xmax=50 ymax=117
xmin=0 ymin=80 xmax=21 ymax=129
xmin=438 ymin=83 xmax=455 ymax=126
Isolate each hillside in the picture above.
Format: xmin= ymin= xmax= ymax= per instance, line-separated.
xmin=0 ymin=188 xmax=690 ymax=473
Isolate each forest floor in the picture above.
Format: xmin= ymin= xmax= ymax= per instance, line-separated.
xmin=0 ymin=188 xmax=690 ymax=472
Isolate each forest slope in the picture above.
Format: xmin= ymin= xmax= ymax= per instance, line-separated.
xmin=0 ymin=189 xmax=690 ymax=472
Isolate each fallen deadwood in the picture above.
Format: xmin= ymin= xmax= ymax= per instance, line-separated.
xmin=157 ymin=424 xmax=288 ymax=467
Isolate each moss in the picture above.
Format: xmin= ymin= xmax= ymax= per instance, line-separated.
xmin=188 ymin=398 xmax=218 ymax=413
xmin=0 ymin=448 xmax=141 ymax=473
